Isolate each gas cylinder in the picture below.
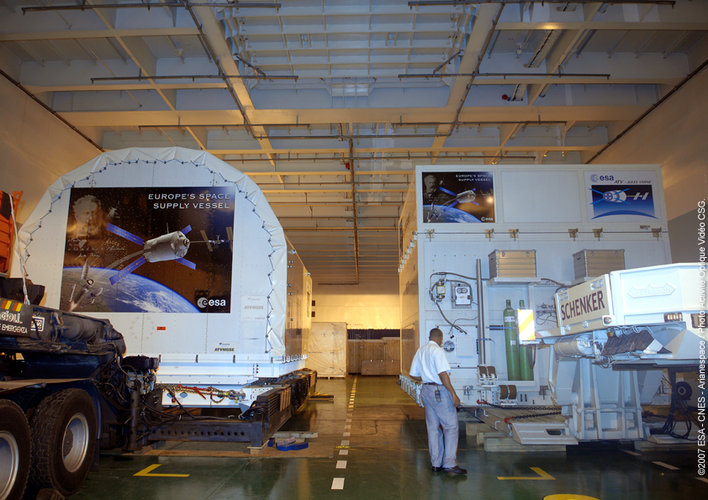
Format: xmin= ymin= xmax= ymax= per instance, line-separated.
xmin=518 ymin=299 xmax=534 ymax=381
xmin=503 ymin=299 xmax=520 ymax=380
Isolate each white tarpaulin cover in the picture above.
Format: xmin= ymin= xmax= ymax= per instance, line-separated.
xmin=14 ymin=147 xmax=290 ymax=358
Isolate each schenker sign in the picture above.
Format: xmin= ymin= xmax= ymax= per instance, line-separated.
xmin=556 ymin=276 xmax=613 ymax=333
xmin=560 ymin=289 xmax=606 ymax=322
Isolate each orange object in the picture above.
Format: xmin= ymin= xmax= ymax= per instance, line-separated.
xmin=0 ymin=190 xmax=22 ymax=274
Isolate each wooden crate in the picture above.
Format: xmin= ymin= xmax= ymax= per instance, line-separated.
xmin=347 ymin=339 xmax=361 ymax=374
xmin=361 ymin=340 xmax=385 ymax=362
xmin=384 ymin=359 xmax=400 ymax=375
xmin=361 ymin=359 xmax=385 ymax=375
xmin=382 ymin=337 xmax=400 ymax=362
xmin=307 ymin=322 xmax=347 ymax=378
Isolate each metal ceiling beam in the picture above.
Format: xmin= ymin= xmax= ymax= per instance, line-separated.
xmin=212 ymin=145 xmax=598 ymax=156
xmin=399 ymin=72 xmax=610 ymax=79
xmin=184 ymin=4 xmax=259 ymax=148
xmin=139 ymin=120 xmax=567 ymax=129
xmin=283 ymin=227 xmax=396 ymax=232
xmin=22 ymin=2 xmax=281 ymax=12
xmin=60 ymin=105 xmax=648 ymax=126
xmin=90 ymin=74 xmax=298 ymax=82
xmin=430 ymin=4 xmax=503 ymax=158
xmin=496 ymin=22 xmax=708 ymax=31
xmin=81 ymin=0 xmax=209 ymax=148
xmin=269 ymin=201 xmax=404 ymax=206
xmin=409 ymin=0 xmax=674 ymax=4
xmin=0 ymin=28 xmax=199 ymax=41
xmin=244 ymin=170 xmax=413 ymax=176
xmin=527 ymin=2 xmax=603 ymax=106
xmin=348 ymin=136 xmax=360 ymax=284
xmin=260 ymin=188 xmax=407 ymax=194
xmin=21 ymin=72 xmax=685 ymax=93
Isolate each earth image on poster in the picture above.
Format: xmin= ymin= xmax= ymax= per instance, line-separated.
xmin=423 ymin=205 xmax=482 ymax=223
xmin=61 ymin=267 xmax=199 ymax=313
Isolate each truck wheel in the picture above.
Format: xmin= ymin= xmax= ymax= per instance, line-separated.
xmin=29 ymin=389 xmax=97 ymax=497
xmin=0 ymin=400 xmax=30 ymax=500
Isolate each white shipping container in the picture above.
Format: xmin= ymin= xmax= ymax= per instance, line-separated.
xmin=13 ymin=147 xmax=312 ymax=402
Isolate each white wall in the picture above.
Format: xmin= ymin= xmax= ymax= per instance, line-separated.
xmin=0 ymin=76 xmax=100 ymax=222
xmin=591 ymin=67 xmax=708 ymax=263
xmin=312 ymin=280 xmax=401 ymax=329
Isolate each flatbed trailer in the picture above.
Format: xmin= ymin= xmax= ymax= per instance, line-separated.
xmin=0 ymin=285 xmax=315 ymax=499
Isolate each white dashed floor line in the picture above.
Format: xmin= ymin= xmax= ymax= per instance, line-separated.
xmin=331 ymin=376 xmax=357 ymax=492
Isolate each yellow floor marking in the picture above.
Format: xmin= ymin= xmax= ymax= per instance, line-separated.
xmin=497 ymin=467 xmax=555 ymax=481
xmin=134 ymin=464 xmax=190 ymax=478
xmin=543 ymin=495 xmax=600 ymax=500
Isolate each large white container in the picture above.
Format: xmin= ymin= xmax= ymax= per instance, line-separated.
xmin=399 ymin=164 xmax=673 ymax=400
xmin=398 ymin=164 xmax=708 ymax=444
xmin=14 ymin=147 xmax=312 ymax=403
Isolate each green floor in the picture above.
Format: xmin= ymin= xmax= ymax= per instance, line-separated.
xmin=73 ymin=376 xmax=707 ymax=499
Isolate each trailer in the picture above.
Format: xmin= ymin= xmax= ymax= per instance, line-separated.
xmin=398 ymin=164 xmax=706 ymax=446
xmin=0 ymin=147 xmax=317 ymax=497
xmin=0 ymin=290 xmax=315 ymax=498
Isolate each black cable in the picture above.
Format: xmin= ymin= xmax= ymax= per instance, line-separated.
xmin=430 ymin=271 xmax=478 ymax=281
xmin=434 ymin=301 xmax=469 ymax=336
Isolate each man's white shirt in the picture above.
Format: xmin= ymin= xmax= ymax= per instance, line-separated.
xmin=410 ymin=340 xmax=451 ymax=384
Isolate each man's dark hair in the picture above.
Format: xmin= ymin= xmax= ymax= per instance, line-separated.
xmin=429 ymin=328 xmax=443 ymax=340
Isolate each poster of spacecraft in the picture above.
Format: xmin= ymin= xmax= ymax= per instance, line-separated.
xmin=585 ymin=171 xmax=658 ymax=221
xmin=59 ymin=186 xmax=234 ymax=314
xmin=420 ymin=171 xmax=495 ymax=223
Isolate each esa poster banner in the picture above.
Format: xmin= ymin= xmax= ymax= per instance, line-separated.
xmin=585 ymin=171 xmax=658 ymax=221
xmin=60 ymin=186 xmax=234 ymax=313
xmin=421 ymin=171 xmax=495 ymax=223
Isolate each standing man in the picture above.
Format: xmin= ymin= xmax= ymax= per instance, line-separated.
xmin=410 ymin=328 xmax=467 ymax=475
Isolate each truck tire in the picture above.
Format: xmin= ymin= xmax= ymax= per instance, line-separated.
xmin=0 ymin=400 xmax=30 ymax=500
xmin=28 ymin=389 xmax=97 ymax=497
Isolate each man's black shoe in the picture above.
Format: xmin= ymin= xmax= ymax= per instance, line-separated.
xmin=442 ymin=466 xmax=467 ymax=475
xmin=431 ymin=466 xmax=443 ymax=472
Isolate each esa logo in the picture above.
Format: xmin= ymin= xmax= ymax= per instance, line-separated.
xmin=197 ymin=297 xmax=228 ymax=309
xmin=590 ymin=174 xmax=614 ymax=182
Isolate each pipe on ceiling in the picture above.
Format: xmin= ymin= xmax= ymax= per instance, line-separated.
xmin=22 ymin=2 xmax=281 ymax=13
xmin=91 ymin=74 xmax=298 ymax=82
